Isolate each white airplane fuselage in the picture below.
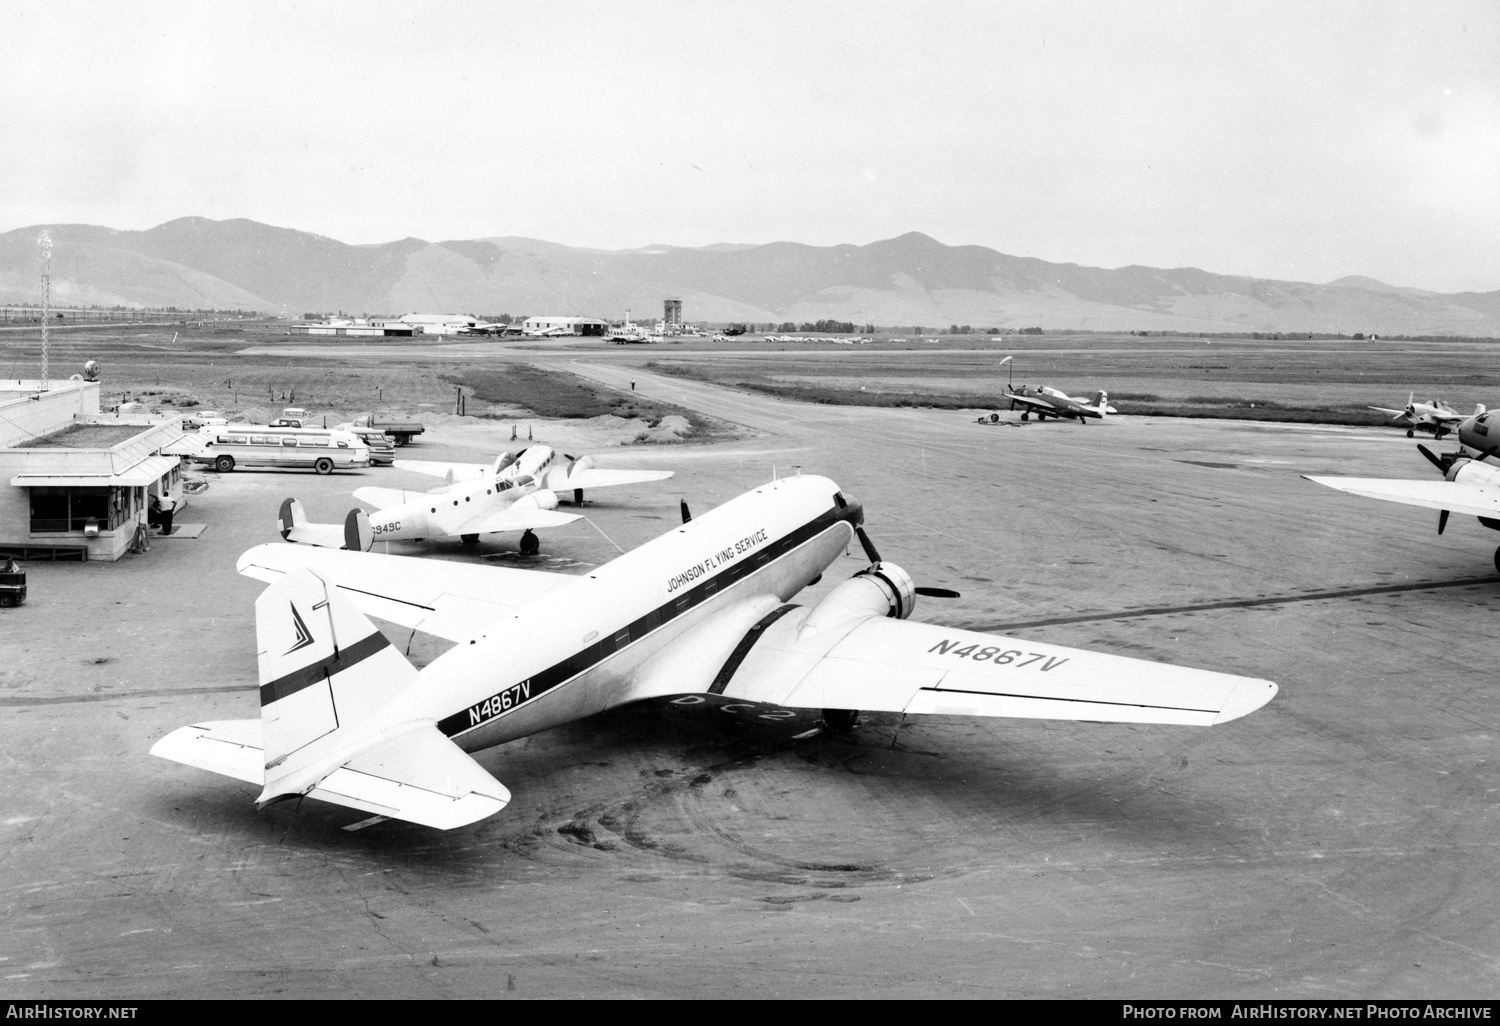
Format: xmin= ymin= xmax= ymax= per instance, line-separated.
xmin=361 ymin=476 xmax=855 ymax=754
xmin=365 ymin=474 xmax=549 ymax=542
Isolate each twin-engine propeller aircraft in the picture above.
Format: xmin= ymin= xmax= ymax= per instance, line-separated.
xmin=277 ymin=445 xmax=672 ymax=554
xmin=153 ymin=475 xmax=1278 ymax=831
xmin=1306 ymin=417 xmax=1500 ymax=570
xmin=1003 ymin=384 xmax=1116 ymax=424
xmin=1368 ymin=393 xmax=1474 ymax=439
xmin=396 ymin=446 xmax=674 ymax=506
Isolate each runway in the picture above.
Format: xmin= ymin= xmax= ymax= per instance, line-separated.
xmin=3 ymin=353 xmax=1498 ymax=998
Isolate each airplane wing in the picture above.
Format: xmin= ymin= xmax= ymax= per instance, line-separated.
xmin=446 ymin=505 xmax=583 ymax=537
xmin=623 ymin=599 xmax=1274 ymax=726
xmin=1005 ymin=392 xmax=1060 ymax=412
xmin=235 ymin=543 xmax=572 ymax=642
xmin=1304 ymin=476 xmax=1500 ymax=520
xmin=151 ymin=720 xmax=511 ymax=830
xmin=353 ymin=485 xmax=436 ymax=510
xmin=539 ymin=467 xmax=675 ymax=492
xmin=393 ymin=460 xmax=490 ymax=483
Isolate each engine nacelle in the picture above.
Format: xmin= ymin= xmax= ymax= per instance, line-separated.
xmin=511 ymin=489 xmax=560 ymax=512
xmin=801 ymin=562 xmax=917 ymax=635
xmin=567 ymin=455 xmax=596 ymax=476
xmin=1452 ymin=460 xmax=1500 ymax=486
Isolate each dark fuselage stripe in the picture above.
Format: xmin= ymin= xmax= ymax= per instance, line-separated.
xmin=260 ymin=631 xmax=392 ymax=706
xmin=437 ymin=501 xmax=853 ymax=739
xmin=707 ymin=604 xmax=799 ymax=695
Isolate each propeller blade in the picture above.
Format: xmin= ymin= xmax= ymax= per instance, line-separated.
xmin=915 ymin=587 xmax=960 ymax=598
xmin=854 ymin=525 xmax=881 ymax=564
xmin=680 ymin=499 xmax=692 ymax=524
xmin=1438 ymin=509 xmax=1450 ymax=535
xmin=1417 ymin=443 xmax=1451 ymax=474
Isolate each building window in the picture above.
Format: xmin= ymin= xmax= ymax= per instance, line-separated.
xmin=29 ymin=486 xmax=126 ymax=534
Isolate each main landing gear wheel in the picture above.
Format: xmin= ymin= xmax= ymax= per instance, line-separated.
xmin=460 ymin=533 xmax=479 ymax=545
xmin=314 ymin=457 xmax=334 ymax=475
xmin=214 ymin=455 xmax=234 ymax=473
xmin=1407 ymin=429 xmax=1415 ymax=438
xmin=1020 ymin=411 xmax=1029 ymax=421
xmin=822 ymin=709 xmax=859 ymax=732
xmin=520 ymin=530 xmax=539 ymax=555
xmin=1493 ymin=546 xmax=1500 ymax=577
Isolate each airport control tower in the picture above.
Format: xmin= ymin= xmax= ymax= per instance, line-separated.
xmin=663 ymin=298 xmax=682 ymax=331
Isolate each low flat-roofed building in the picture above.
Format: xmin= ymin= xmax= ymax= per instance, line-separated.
xmin=521 ymin=316 xmax=608 ymax=336
xmin=288 ymin=319 xmax=416 ymax=337
xmin=0 ymin=379 xmax=188 ymax=561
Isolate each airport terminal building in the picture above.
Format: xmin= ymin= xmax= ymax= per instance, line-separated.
xmin=0 ymin=379 xmax=188 ymax=561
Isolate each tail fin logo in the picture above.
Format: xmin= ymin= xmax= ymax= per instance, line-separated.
xmin=286 ymin=603 xmax=315 ymax=655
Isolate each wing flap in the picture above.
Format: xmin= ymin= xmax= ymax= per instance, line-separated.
xmin=543 ymin=468 xmax=675 ymax=491
xmin=1305 ymin=476 xmax=1500 ymax=520
xmin=451 ymin=505 xmax=583 ymax=536
xmin=393 ymin=460 xmax=489 ymax=482
xmin=353 ymin=485 xmax=432 ymax=510
xmin=724 ymin=615 xmax=1275 ymax=726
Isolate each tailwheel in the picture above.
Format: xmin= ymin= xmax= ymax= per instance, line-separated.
xmin=1493 ymin=546 xmax=1500 ymax=577
xmin=460 ymin=533 xmax=479 ymax=545
xmin=821 ymin=709 xmax=859 ymax=732
xmin=520 ymin=530 xmax=540 ymax=555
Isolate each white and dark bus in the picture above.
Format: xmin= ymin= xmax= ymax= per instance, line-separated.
xmin=192 ymin=425 xmax=370 ymax=474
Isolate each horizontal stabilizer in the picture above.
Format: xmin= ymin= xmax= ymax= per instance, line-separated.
xmin=278 ymin=498 xmax=348 ymax=549
xmin=235 ymin=543 xmax=568 ymax=642
xmin=152 ymin=720 xmax=509 ymax=830
xmin=307 ymin=726 xmax=511 ymax=830
xmin=151 ymin=720 xmax=264 ymax=784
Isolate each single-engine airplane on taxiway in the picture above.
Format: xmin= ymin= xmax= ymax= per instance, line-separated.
xmin=1307 ymin=408 xmax=1500 ymax=571
xmin=277 ymin=445 xmax=672 ymax=554
xmin=153 ymin=474 xmax=1278 ymax=831
xmin=1369 ymin=393 xmax=1473 ymax=439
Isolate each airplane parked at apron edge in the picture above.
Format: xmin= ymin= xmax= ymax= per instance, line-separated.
xmin=153 ymin=474 xmax=1277 ymax=832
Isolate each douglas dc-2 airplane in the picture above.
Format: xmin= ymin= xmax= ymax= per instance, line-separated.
xmin=1004 ymin=384 xmax=1116 ymax=424
xmin=277 ymin=445 xmax=672 ymax=554
xmin=152 ymin=474 xmax=1278 ymax=831
xmin=1369 ymin=393 xmax=1472 ymax=439
xmin=1306 ymin=408 xmax=1500 ymax=571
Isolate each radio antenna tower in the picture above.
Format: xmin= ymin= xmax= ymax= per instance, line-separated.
xmin=37 ymin=229 xmax=52 ymax=390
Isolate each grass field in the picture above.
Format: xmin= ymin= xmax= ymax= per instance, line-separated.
xmin=0 ymin=323 xmax=721 ymax=435
xmin=639 ymin=332 xmax=1500 ymax=426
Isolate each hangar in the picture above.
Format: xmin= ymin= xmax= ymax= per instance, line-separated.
xmin=522 ymin=316 xmax=609 ymax=336
xmin=0 ymin=379 xmax=188 ymax=561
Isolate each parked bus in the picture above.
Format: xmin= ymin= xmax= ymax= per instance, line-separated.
xmin=192 ymin=425 xmax=370 ymax=474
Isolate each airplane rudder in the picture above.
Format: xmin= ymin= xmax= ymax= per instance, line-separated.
xmin=277 ymin=498 xmax=305 ymax=540
xmin=343 ymin=508 xmax=373 ymax=551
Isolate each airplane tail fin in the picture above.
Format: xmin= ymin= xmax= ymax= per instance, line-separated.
xmin=255 ymin=567 xmax=417 ymax=800
xmin=278 ymin=498 xmax=349 ymax=549
xmin=1091 ymin=390 xmax=1110 ymax=414
xmin=1476 ymin=404 xmax=1488 ymax=417
xmin=156 ymin=568 xmax=510 ymax=830
xmin=343 ymin=509 xmax=373 ymax=551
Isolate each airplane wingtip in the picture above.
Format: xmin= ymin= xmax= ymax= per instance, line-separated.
xmin=1213 ymin=678 xmax=1278 ymax=725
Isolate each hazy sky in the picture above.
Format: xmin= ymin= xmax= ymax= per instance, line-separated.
xmin=3 ymin=0 xmax=1497 ymax=291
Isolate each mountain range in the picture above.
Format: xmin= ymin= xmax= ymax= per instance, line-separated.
xmin=2 ymin=217 xmax=1497 ymax=335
